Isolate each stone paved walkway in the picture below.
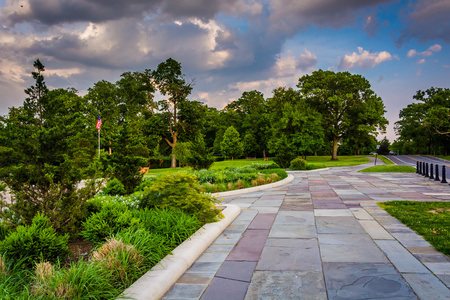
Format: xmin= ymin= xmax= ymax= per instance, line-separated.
xmin=162 ymin=160 xmax=450 ymax=300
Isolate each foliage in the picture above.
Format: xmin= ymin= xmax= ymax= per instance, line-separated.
xmin=269 ymin=134 xmax=297 ymax=168
xmin=147 ymin=157 xmax=172 ymax=169
xmin=81 ymin=202 xmax=141 ymax=245
xmin=0 ymin=213 xmax=69 ymax=268
xmin=187 ymin=134 xmax=215 ymax=170
xmin=138 ymin=174 xmax=222 ymax=223
xmin=290 ymin=157 xmax=307 ymax=170
xmin=359 ymin=165 xmax=416 ymax=173
xmin=132 ymin=208 xmax=202 ymax=248
xmin=31 ymin=258 xmax=120 ymax=300
xmin=395 ymin=87 xmax=450 ymax=155
xmin=134 ymin=177 xmax=156 ymax=192
xmin=298 ymin=70 xmax=388 ymax=160
xmin=91 ymin=238 xmax=143 ymax=286
xmin=379 ymin=201 xmax=450 ymax=256
xmin=377 ymin=136 xmax=390 ymax=155
xmin=220 ymin=126 xmax=243 ymax=160
xmin=114 ymin=227 xmax=171 ymax=268
xmin=242 ymin=133 xmax=258 ymax=157
xmin=102 ymin=178 xmax=126 ymax=196
xmin=173 ymin=142 xmax=191 ymax=167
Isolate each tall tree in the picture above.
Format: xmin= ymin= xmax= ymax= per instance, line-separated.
xmin=24 ymin=59 xmax=48 ymax=126
xmin=298 ymin=70 xmax=387 ymax=160
xmin=152 ymin=58 xmax=193 ymax=168
xmin=221 ymin=126 xmax=243 ymax=160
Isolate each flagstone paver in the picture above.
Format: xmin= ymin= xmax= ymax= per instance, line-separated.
xmin=162 ymin=160 xmax=450 ymax=300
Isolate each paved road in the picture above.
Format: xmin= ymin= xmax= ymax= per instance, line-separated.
xmin=387 ymin=155 xmax=450 ymax=182
xmin=163 ymin=160 xmax=450 ymax=300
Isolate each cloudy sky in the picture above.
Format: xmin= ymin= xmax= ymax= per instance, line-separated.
xmin=1 ymin=0 xmax=449 ymax=142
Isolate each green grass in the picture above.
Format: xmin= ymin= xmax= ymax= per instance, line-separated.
xmin=432 ymin=155 xmax=450 ymax=162
xmin=144 ymin=158 xmax=274 ymax=175
xmin=358 ymin=165 xmax=416 ymax=173
xmin=378 ymin=201 xmax=450 ymax=256
xmin=305 ymin=156 xmax=370 ymax=168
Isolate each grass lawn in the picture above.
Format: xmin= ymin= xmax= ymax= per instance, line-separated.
xmin=359 ymin=165 xmax=416 ymax=173
xmin=144 ymin=158 xmax=274 ymax=176
xmin=378 ymin=201 xmax=450 ymax=256
xmin=432 ymin=155 xmax=450 ymax=162
xmin=305 ymin=156 xmax=370 ymax=168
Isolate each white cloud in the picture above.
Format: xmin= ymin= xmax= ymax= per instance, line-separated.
xmin=339 ymin=47 xmax=392 ymax=70
xmin=407 ymin=49 xmax=417 ymax=57
xmin=297 ymin=49 xmax=317 ymax=71
xmin=274 ymin=49 xmax=317 ymax=77
xmin=417 ymin=59 xmax=426 ymax=64
xmin=46 ymin=67 xmax=83 ymax=78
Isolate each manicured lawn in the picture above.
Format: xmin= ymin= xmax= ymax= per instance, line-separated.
xmin=305 ymin=156 xmax=370 ymax=168
xmin=144 ymin=158 xmax=274 ymax=176
xmin=432 ymin=155 xmax=450 ymax=162
xmin=378 ymin=201 xmax=450 ymax=256
xmin=359 ymin=165 xmax=416 ymax=173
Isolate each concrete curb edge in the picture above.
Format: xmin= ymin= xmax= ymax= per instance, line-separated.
xmin=120 ymin=204 xmax=242 ymax=300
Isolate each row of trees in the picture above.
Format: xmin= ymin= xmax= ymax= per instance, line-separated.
xmin=0 ymin=59 xmax=388 ymax=232
xmin=393 ymin=87 xmax=450 ymax=155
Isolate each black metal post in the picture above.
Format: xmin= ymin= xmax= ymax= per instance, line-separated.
xmin=416 ymin=161 xmax=419 ymax=173
xmin=441 ymin=165 xmax=447 ymax=184
xmin=425 ymin=163 xmax=429 ymax=177
xmin=430 ymin=163 xmax=434 ymax=180
xmin=422 ymin=162 xmax=426 ymax=176
xmin=435 ymin=164 xmax=440 ymax=181
xmin=419 ymin=161 xmax=422 ymax=175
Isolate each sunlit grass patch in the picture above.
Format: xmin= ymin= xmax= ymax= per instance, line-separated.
xmin=358 ymin=165 xmax=416 ymax=173
xmin=378 ymin=201 xmax=450 ymax=256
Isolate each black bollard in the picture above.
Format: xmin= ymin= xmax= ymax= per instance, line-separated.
xmin=416 ymin=161 xmax=419 ymax=174
xmin=422 ymin=162 xmax=426 ymax=176
xmin=430 ymin=163 xmax=434 ymax=180
xmin=435 ymin=164 xmax=440 ymax=181
xmin=426 ymin=163 xmax=429 ymax=177
xmin=441 ymin=165 xmax=447 ymax=184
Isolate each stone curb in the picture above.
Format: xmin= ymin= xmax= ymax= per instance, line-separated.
xmin=120 ymin=204 xmax=241 ymax=300
xmin=211 ymin=174 xmax=295 ymax=198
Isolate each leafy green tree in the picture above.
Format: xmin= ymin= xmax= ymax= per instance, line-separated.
xmin=187 ymin=134 xmax=215 ymax=170
xmin=268 ymin=87 xmax=325 ymax=159
xmin=173 ymin=142 xmax=191 ymax=167
xmin=224 ymin=90 xmax=270 ymax=158
xmin=395 ymin=87 xmax=450 ymax=155
xmin=242 ymin=133 xmax=258 ymax=157
xmin=0 ymin=62 xmax=98 ymax=235
xmin=268 ymin=134 xmax=297 ymax=168
xmin=151 ymin=58 xmax=193 ymax=168
xmin=221 ymin=126 xmax=243 ymax=160
xmin=298 ymin=70 xmax=387 ymax=160
xmin=24 ymin=58 xmax=48 ymax=126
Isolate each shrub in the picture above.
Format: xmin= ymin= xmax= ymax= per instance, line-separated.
xmin=139 ymin=174 xmax=222 ymax=223
xmin=0 ymin=222 xmax=10 ymax=241
xmin=91 ymin=238 xmax=143 ymax=286
xmin=270 ymin=173 xmax=280 ymax=181
xmin=102 ymin=178 xmax=127 ymax=196
xmin=81 ymin=202 xmax=141 ymax=246
xmin=134 ymin=177 xmax=156 ymax=192
xmin=187 ymin=134 xmax=215 ymax=170
xmin=290 ymin=157 xmax=307 ymax=170
xmin=266 ymin=177 xmax=273 ymax=183
xmin=251 ymin=180 xmax=258 ymax=187
xmin=259 ymin=168 xmax=288 ymax=180
xmin=0 ymin=213 xmax=69 ymax=268
xmin=250 ymin=163 xmax=280 ymax=170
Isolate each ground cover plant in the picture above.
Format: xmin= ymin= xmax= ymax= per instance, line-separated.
xmin=0 ymin=174 xmax=222 ymax=299
xmin=359 ymin=165 xmax=416 ymax=173
xmin=378 ymin=201 xmax=450 ymax=256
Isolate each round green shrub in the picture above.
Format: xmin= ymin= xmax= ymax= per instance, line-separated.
xmin=290 ymin=157 xmax=307 ymax=170
xmin=81 ymin=202 xmax=141 ymax=245
xmin=102 ymin=178 xmax=127 ymax=196
xmin=0 ymin=213 xmax=69 ymax=268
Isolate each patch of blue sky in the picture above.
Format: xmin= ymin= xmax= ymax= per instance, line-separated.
xmin=216 ymin=13 xmax=249 ymax=33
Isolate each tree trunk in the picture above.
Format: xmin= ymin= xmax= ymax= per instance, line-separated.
xmin=171 ymin=151 xmax=176 ymax=168
xmin=332 ymin=137 xmax=339 ymax=160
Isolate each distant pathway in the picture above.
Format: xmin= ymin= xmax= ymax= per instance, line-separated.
xmin=163 ymin=159 xmax=450 ymax=300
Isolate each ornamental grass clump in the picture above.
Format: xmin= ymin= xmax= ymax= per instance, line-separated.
xmin=91 ymin=238 xmax=144 ymax=286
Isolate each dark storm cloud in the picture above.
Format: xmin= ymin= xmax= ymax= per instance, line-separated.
xmin=400 ymin=0 xmax=450 ymax=43
xmin=2 ymin=0 xmax=238 ymax=26
xmin=268 ymin=0 xmax=391 ymax=36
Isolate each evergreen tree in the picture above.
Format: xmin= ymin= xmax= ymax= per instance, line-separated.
xmin=220 ymin=126 xmax=243 ymax=160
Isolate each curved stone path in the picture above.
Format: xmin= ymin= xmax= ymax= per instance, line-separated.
xmin=162 ymin=160 xmax=450 ymax=300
